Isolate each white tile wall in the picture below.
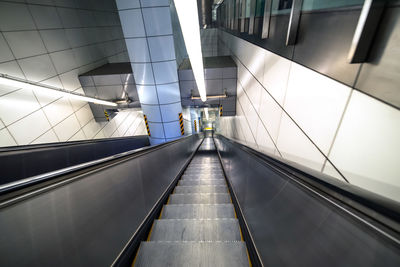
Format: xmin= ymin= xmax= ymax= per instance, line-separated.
xmin=0 ymin=0 xmax=146 ymax=147
xmin=217 ymin=30 xmax=400 ymax=202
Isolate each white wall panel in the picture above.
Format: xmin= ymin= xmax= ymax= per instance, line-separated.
xmin=43 ymin=97 xmax=74 ymax=125
xmin=116 ymin=0 xmax=140 ymax=9
xmin=119 ymin=9 xmax=146 ymax=38
xmin=142 ymin=7 xmax=172 ymax=36
xmin=262 ymin=51 xmax=291 ymax=105
xmin=131 ymin=63 xmax=155 ymax=85
xmin=147 ymin=122 xmax=165 ymax=138
xmin=152 ymin=60 xmax=178 ymax=84
xmin=284 ymin=63 xmax=351 ymax=154
xmin=276 ymin=112 xmax=326 ymax=171
xmin=159 ymin=102 xmax=181 ymax=122
xmin=141 ymin=104 xmax=162 ymax=122
xmin=0 ymin=128 xmax=17 ymax=146
xmin=137 ymin=85 xmax=159 ymax=105
xmin=8 ymin=110 xmax=51 ymax=144
xmin=53 ymin=113 xmax=81 ymax=141
xmin=156 ymin=82 xmax=181 ymax=104
xmin=148 ymin=35 xmax=176 ymax=62
xmin=0 ymin=1 xmax=145 ymax=147
xmin=31 ymin=129 xmax=59 ymax=144
xmin=328 ymin=91 xmax=400 ymax=201
xmin=0 ymin=88 xmax=40 ymax=126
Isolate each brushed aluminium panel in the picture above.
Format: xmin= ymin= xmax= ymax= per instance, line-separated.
xmin=215 ymin=136 xmax=400 ymax=266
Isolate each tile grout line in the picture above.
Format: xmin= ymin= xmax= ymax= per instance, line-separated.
xmin=321 ymin=90 xmax=353 ymax=173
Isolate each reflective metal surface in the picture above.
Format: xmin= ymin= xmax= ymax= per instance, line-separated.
xmin=348 ymin=0 xmax=386 ymax=63
xmin=134 ymin=242 xmax=249 ymax=267
xmin=0 ymin=135 xmax=202 ymax=267
xmin=134 ymin=138 xmax=250 ymax=266
xmin=0 ymin=136 xmax=149 ymax=185
xmin=215 ymin=135 xmax=400 ymax=266
xmin=286 ymin=0 xmax=303 ymax=45
xmin=355 ymin=6 xmax=400 ymax=108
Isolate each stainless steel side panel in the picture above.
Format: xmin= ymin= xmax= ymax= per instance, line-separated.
xmin=214 ymin=136 xmax=400 ymax=266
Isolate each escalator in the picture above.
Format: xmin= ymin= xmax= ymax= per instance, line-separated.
xmin=133 ymin=137 xmax=251 ymax=266
xmin=1 ymin=134 xmax=399 ymax=266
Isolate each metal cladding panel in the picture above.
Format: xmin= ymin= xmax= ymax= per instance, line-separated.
xmin=156 ymin=82 xmax=181 ymax=104
xmin=93 ymin=74 xmax=122 ymax=86
xmin=159 ymin=102 xmax=182 ymax=122
xmin=95 ymin=85 xmax=124 ymax=99
xmin=141 ymin=104 xmax=162 ymax=123
xmin=204 ymin=68 xmax=223 ymax=79
xmin=146 ymin=122 xmax=165 ymax=138
xmin=214 ymin=136 xmax=400 ymax=266
xmin=355 ymin=6 xmax=400 ymax=108
xmin=0 ymin=135 xmax=150 ymax=184
xmin=259 ymin=15 xmax=294 ymax=59
xmin=293 ymin=9 xmax=362 ymax=87
xmin=163 ymin=120 xmax=181 ymax=138
xmin=0 ymin=135 xmax=203 ymax=266
xmin=178 ymin=69 xmax=195 ymax=81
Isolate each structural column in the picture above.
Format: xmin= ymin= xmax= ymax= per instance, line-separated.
xmin=117 ymin=0 xmax=183 ymax=145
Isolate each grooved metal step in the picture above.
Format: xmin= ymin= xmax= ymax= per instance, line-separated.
xmin=134 ymin=241 xmax=250 ymax=267
xmin=179 ymin=179 xmax=226 ymax=186
xmin=184 ymin=170 xmax=224 ymax=174
xmin=149 ymin=219 xmax=241 ymax=241
xmin=161 ymin=204 xmax=236 ymax=219
xmin=174 ymin=185 xmax=228 ymax=194
xmin=181 ymin=174 xmax=225 ymax=180
xmin=169 ymin=193 xmax=231 ymax=204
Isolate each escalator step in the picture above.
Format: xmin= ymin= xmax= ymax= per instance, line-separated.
xmin=149 ymin=219 xmax=241 ymax=241
xmin=169 ymin=193 xmax=231 ymax=204
xmin=174 ymin=185 xmax=228 ymax=194
xmin=161 ymin=204 xmax=236 ymax=219
xmin=179 ymin=179 xmax=226 ymax=186
xmin=181 ymin=174 xmax=225 ymax=180
xmin=134 ymin=241 xmax=250 ymax=267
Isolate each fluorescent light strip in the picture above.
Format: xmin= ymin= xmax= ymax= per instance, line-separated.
xmin=204 ymin=107 xmax=209 ymax=120
xmin=175 ymin=0 xmax=207 ymax=102
xmin=191 ymin=93 xmax=227 ymax=100
xmin=0 ymin=75 xmax=117 ymax=107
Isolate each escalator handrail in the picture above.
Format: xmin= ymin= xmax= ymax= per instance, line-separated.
xmin=215 ymin=134 xmax=400 ymax=237
xmin=0 ymin=134 xmax=202 ymax=196
xmin=0 ymin=135 xmax=149 ymax=153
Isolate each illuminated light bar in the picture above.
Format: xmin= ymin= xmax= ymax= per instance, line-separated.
xmin=0 ymin=74 xmax=117 ymax=106
xmin=204 ymin=107 xmax=209 ymax=120
xmin=191 ymin=93 xmax=227 ymax=100
xmin=175 ymin=0 xmax=207 ymax=102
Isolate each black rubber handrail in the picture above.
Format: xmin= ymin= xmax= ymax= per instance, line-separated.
xmin=0 ymin=135 xmax=149 ymax=153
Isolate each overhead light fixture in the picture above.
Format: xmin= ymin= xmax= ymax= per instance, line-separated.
xmin=204 ymin=107 xmax=209 ymax=120
xmin=191 ymin=92 xmax=227 ymax=100
xmin=0 ymin=74 xmax=117 ymax=106
xmin=175 ymin=0 xmax=207 ymax=102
